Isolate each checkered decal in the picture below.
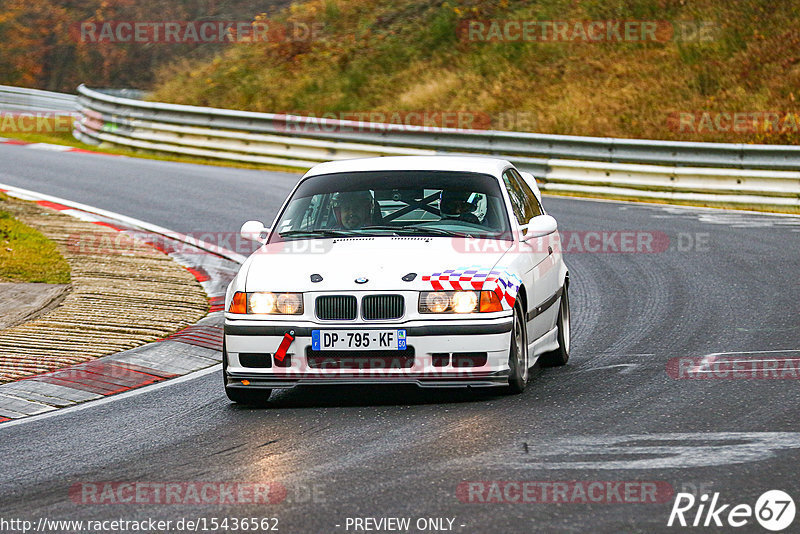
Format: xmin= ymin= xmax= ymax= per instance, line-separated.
xmin=421 ymin=266 xmax=523 ymax=309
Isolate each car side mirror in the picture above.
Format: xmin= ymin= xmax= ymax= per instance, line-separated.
xmin=521 ymin=215 xmax=557 ymax=241
xmin=240 ymin=220 xmax=269 ymax=243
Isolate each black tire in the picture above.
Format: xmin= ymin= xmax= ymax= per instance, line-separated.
xmin=222 ymin=338 xmax=272 ymax=405
xmin=505 ymin=302 xmax=529 ymax=394
xmin=540 ymin=284 xmax=570 ymax=367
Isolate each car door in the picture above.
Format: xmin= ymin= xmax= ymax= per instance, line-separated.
xmin=503 ymin=168 xmax=560 ymax=346
xmin=501 ymin=169 xmax=545 ymax=345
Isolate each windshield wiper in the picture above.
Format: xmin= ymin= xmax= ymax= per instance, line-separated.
xmin=360 ymin=225 xmax=475 ymax=238
xmin=356 ymin=225 xmax=406 ymax=234
xmin=279 ymin=229 xmax=357 ymax=238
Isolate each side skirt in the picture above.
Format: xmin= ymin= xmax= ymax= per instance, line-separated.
xmin=528 ymin=325 xmax=559 ymax=362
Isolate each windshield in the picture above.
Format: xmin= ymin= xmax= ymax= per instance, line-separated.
xmin=270 ymin=170 xmax=511 ymax=242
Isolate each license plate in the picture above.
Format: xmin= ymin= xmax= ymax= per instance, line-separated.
xmin=311 ymin=330 xmax=407 ymax=351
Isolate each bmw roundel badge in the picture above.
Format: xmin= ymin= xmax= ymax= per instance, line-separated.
xmin=355 ymin=277 xmax=368 ymax=284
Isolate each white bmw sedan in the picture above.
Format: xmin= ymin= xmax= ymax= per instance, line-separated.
xmin=223 ymin=156 xmax=570 ymax=404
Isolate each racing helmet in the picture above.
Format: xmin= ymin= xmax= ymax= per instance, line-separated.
xmin=439 ymin=190 xmax=476 ymax=218
xmin=332 ymin=190 xmax=375 ymax=226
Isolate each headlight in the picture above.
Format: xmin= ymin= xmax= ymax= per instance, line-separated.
xmin=419 ymin=291 xmax=503 ymax=313
xmin=423 ymin=292 xmax=451 ymax=313
xmin=452 ymin=291 xmax=478 ymax=313
xmin=249 ymin=292 xmax=277 ymax=314
xmin=228 ymin=292 xmax=304 ymax=315
xmin=277 ymin=293 xmax=303 ymax=314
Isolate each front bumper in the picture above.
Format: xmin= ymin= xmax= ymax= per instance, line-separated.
xmin=224 ymin=316 xmax=513 ymax=388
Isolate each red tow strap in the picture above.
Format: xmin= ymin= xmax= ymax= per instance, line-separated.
xmin=274 ymin=332 xmax=295 ymax=362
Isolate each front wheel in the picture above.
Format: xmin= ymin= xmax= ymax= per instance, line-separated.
xmin=540 ymin=284 xmax=570 ymax=367
xmin=505 ymin=302 xmax=529 ymax=394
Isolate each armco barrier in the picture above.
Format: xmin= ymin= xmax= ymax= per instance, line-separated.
xmin=8 ymin=84 xmax=800 ymax=207
xmin=0 ymin=85 xmax=77 ymax=113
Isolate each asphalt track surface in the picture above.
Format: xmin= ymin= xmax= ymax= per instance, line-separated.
xmin=1 ymin=145 xmax=800 ymax=533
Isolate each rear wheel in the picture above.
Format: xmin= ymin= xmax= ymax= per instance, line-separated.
xmin=505 ymin=302 xmax=529 ymax=394
xmin=540 ymin=284 xmax=570 ymax=367
xmin=222 ymin=338 xmax=272 ymax=405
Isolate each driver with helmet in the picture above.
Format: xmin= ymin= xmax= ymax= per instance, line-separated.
xmin=439 ymin=190 xmax=480 ymax=224
xmin=332 ymin=190 xmax=375 ymax=230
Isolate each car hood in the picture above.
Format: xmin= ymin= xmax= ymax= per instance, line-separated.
xmin=243 ymin=236 xmax=513 ymax=292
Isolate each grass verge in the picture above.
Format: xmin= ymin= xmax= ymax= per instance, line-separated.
xmin=0 ymin=193 xmax=71 ymax=284
xmin=150 ymin=0 xmax=800 ymax=145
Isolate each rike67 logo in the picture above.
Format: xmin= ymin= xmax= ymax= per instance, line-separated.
xmin=668 ymin=490 xmax=795 ymax=531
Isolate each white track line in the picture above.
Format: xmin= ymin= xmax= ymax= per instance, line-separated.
xmin=0 ymin=183 xmax=246 ymax=429
xmin=0 ymin=365 xmax=221 ymax=430
xmin=0 ymin=182 xmax=246 ymax=264
xmin=545 ymin=191 xmax=800 ymax=218
xmin=691 ymin=349 xmax=800 ymax=373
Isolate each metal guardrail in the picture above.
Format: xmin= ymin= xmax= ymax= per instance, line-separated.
xmin=5 ymin=83 xmax=793 ymax=208
xmin=74 ymin=84 xmax=800 ymax=169
xmin=0 ymin=85 xmax=77 ymax=113
xmin=541 ymin=159 xmax=799 ymax=207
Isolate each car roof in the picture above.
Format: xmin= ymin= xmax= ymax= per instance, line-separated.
xmin=303 ymin=155 xmax=512 ymax=178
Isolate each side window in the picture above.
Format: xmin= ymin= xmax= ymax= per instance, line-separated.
xmin=502 ymin=170 xmax=527 ymax=224
xmin=288 ymin=194 xmax=330 ymax=231
xmin=508 ymin=169 xmax=542 ymax=220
